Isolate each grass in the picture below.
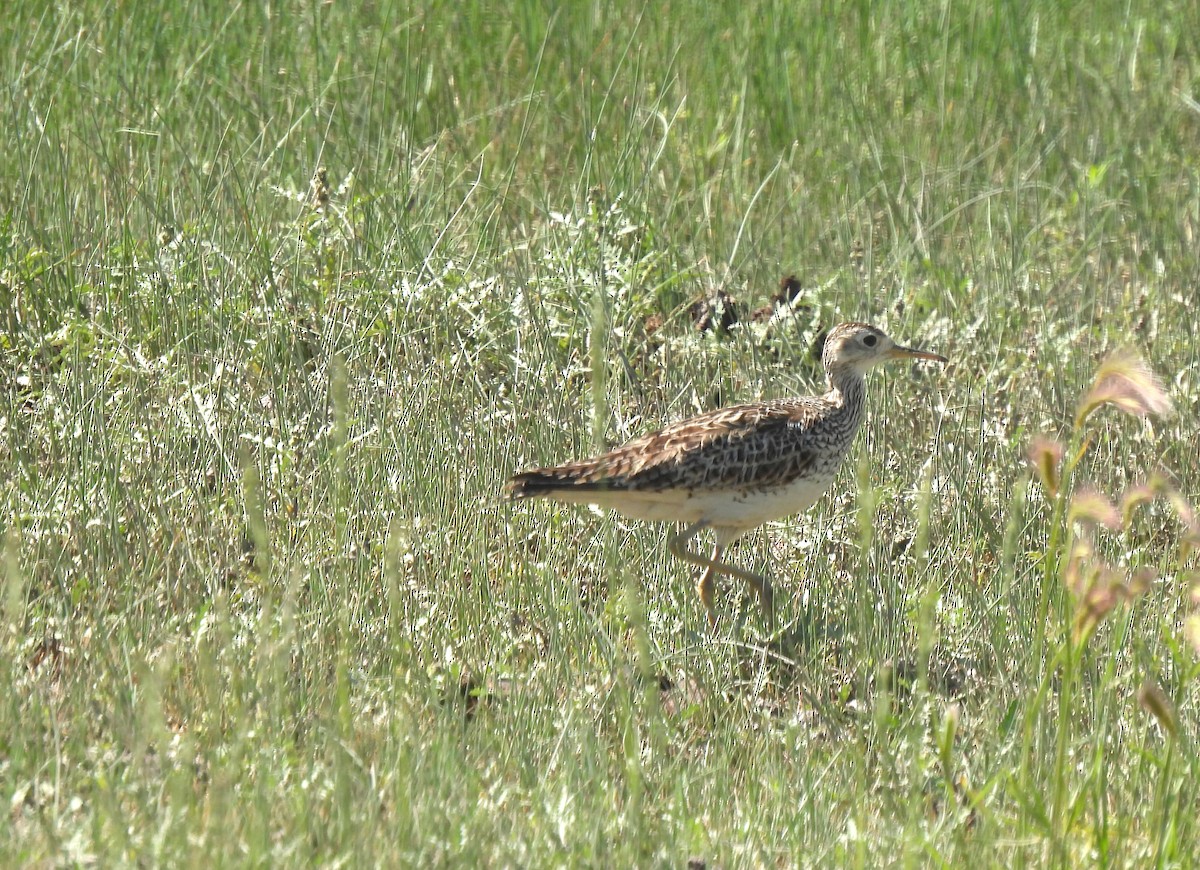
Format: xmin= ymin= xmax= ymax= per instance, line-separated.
xmin=3 ymin=0 xmax=1200 ymax=864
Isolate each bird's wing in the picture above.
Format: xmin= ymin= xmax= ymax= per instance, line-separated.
xmin=511 ymin=398 xmax=830 ymax=495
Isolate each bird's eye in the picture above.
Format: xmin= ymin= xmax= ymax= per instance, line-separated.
xmin=862 ymin=334 xmax=878 ymax=347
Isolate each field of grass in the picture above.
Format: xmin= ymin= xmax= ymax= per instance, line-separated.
xmin=4 ymin=0 xmax=1200 ymax=864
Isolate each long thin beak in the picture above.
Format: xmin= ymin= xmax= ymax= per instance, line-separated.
xmin=888 ymin=344 xmax=948 ymax=364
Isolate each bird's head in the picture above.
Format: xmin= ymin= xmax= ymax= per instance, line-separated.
xmin=821 ymin=322 xmax=948 ymax=374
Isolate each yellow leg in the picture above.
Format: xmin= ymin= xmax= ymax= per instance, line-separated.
xmin=669 ymin=522 xmax=774 ymax=628
xmin=697 ymin=552 xmax=719 ymax=631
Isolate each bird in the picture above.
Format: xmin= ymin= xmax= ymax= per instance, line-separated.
xmin=506 ymin=322 xmax=948 ymax=629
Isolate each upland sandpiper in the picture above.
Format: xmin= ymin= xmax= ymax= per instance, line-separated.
xmin=507 ymin=322 xmax=947 ymax=628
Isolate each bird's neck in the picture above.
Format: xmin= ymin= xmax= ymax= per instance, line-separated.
xmin=824 ymin=365 xmax=867 ymax=422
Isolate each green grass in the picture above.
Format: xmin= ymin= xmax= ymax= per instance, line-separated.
xmin=4 ymin=0 xmax=1200 ymax=864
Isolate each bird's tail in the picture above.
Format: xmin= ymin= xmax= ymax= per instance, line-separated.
xmin=506 ymin=461 xmax=615 ymax=500
xmin=505 ymin=470 xmax=563 ymax=500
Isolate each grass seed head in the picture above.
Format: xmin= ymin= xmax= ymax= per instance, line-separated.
xmin=1185 ymin=614 xmax=1200 ymax=657
xmin=1069 ymin=486 xmax=1121 ymax=531
xmin=1026 ymin=435 xmax=1064 ymax=497
xmin=1076 ymin=347 xmax=1172 ymax=427
xmin=1136 ymin=680 xmax=1178 ymax=737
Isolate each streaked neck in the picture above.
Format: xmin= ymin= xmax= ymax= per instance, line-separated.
xmin=825 ymin=364 xmax=867 ymax=420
